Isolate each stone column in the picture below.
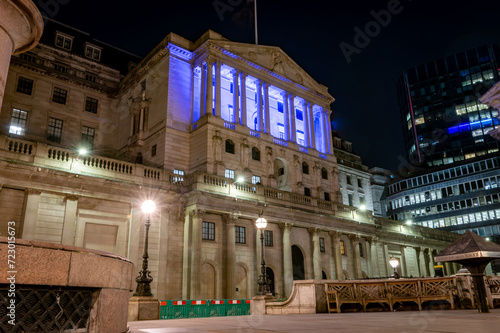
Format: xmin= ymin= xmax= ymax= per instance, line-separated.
xmin=282 ymin=92 xmax=289 ymax=140
xmin=240 ymin=72 xmax=247 ymax=126
xmin=21 ymin=189 xmax=41 ymax=240
xmin=224 ymin=214 xmax=237 ymax=299
xmin=365 ymin=237 xmax=373 ymax=277
xmin=255 ymin=79 xmax=263 ymax=131
xmin=281 ymin=223 xmax=293 ymax=296
xmin=289 ymin=94 xmax=296 ymax=143
xmin=369 ymin=238 xmax=380 ymax=277
xmin=205 ymin=59 xmax=214 ymax=116
xmin=322 ymin=108 xmax=329 ymax=153
xmin=400 ymin=245 xmax=407 ymax=277
xmin=215 ymin=60 xmax=222 ymax=117
xmin=232 ymin=69 xmax=240 ymax=124
xmin=326 ymin=109 xmax=333 ymax=154
xmin=200 ymin=63 xmax=206 ymax=117
xmin=416 ymin=247 xmax=426 ymax=277
xmin=182 ymin=210 xmax=192 ymax=299
xmin=330 ymin=231 xmax=343 ymax=280
xmin=61 ymin=195 xmax=78 ymax=246
xmin=349 ymin=234 xmax=362 ymax=279
xmin=309 ymin=105 xmax=316 ymax=150
xmin=190 ymin=209 xmax=205 ymax=299
xmin=309 ymin=228 xmax=322 ymax=280
xmin=0 ymin=0 xmax=43 ymax=113
xmin=303 ymin=100 xmax=309 ymax=147
xmin=263 ymin=82 xmax=271 ymax=134
xmin=430 ymin=249 xmax=437 ymax=276
xmin=383 ymin=243 xmax=391 ymax=276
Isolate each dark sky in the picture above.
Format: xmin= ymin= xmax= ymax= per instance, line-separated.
xmin=36 ymin=0 xmax=500 ymax=170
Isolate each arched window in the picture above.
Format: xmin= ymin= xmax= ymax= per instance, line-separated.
xmin=252 ymin=147 xmax=260 ymax=161
xmin=225 ymin=139 xmax=235 ymax=154
xmin=321 ymin=167 xmax=328 ymax=180
xmin=302 ymin=162 xmax=309 ymax=174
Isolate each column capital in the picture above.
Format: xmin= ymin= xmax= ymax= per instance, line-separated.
xmin=26 ymin=188 xmax=42 ymax=195
xmin=280 ymin=90 xmax=290 ymax=98
xmin=223 ymin=213 xmax=238 ymax=225
xmin=262 ymin=81 xmax=271 ymax=88
xmin=64 ymin=195 xmax=79 ymax=202
xmin=348 ymin=234 xmax=360 ymax=243
xmin=190 ymin=209 xmax=206 ymax=219
xmin=307 ymin=227 xmax=320 ymax=236
xmin=329 ymin=231 xmax=342 ymax=239
xmin=279 ymin=222 xmax=293 ymax=231
xmin=230 ymin=68 xmax=241 ymax=76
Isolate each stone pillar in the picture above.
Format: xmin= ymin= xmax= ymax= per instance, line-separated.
xmin=325 ymin=109 xmax=333 ymax=154
xmin=400 ymin=245 xmax=407 ymax=277
xmin=255 ymin=79 xmax=263 ymax=131
xmin=281 ymin=223 xmax=293 ymax=296
xmin=330 ymin=232 xmax=343 ymax=280
xmin=369 ymin=238 xmax=380 ymax=277
xmin=224 ymin=214 xmax=237 ymax=299
xmin=190 ymin=209 xmax=205 ymax=299
xmin=205 ymin=59 xmax=214 ymax=116
xmin=289 ymin=95 xmax=296 ymax=143
xmin=21 ymin=189 xmax=41 ymax=240
xmin=309 ymin=105 xmax=316 ymax=150
xmin=365 ymin=237 xmax=373 ymax=277
xmin=282 ymin=92 xmax=289 ymax=140
xmin=322 ymin=108 xmax=329 ymax=153
xmin=349 ymin=234 xmax=362 ymax=279
xmin=200 ymin=63 xmax=206 ymax=117
xmin=429 ymin=249 xmax=436 ymax=276
xmin=0 ymin=0 xmax=43 ymax=113
xmin=303 ymin=100 xmax=309 ymax=147
xmin=309 ymin=228 xmax=322 ymax=280
xmin=240 ymin=72 xmax=247 ymax=126
xmin=182 ymin=210 xmax=192 ymax=299
xmin=61 ymin=195 xmax=78 ymax=245
xmin=215 ymin=60 xmax=222 ymax=117
xmin=232 ymin=69 xmax=240 ymax=124
xmin=416 ymin=247 xmax=426 ymax=277
xmin=263 ymin=82 xmax=270 ymax=134
xmin=383 ymin=243 xmax=391 ymax=276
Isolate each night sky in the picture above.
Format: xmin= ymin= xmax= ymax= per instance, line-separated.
xmin=35 ymin=0 xmax=500 ymax=170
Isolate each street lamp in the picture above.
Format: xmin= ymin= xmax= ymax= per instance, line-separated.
xmin=134 ymin=199 xmax=156 ymax=296
xmin=389 ymin=257 xmax=400 ymax=279
xmin=256 ymin=216 xmax=271 ymax=296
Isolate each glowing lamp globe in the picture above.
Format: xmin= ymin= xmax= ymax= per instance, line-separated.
xmin=255 ymin=217 xmax=267 ymax=229
xmin=141 ymin=200 xmax=156 ymax=214
xmin=389 ymin=257 xmax=399 ymax=269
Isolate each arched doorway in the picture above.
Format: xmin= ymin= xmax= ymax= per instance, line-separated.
xmin=201 ymin=262 xmax=216 ymax=299
xmin=322 ymin=271 xmax=328 ymax=279
xmin=235 ymin=264 xmax=248 ymax=299
xmin=292 ymin=245 xmax=305 ymax=280
xmin=266 ymin=267 xmax=275 ymax=295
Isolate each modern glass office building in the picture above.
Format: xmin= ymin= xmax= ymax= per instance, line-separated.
xmin=397 ymin=44 xmax=500 ymax=167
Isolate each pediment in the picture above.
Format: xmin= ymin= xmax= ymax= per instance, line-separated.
xmin=210 ymin=40 xmax=332 ymax=101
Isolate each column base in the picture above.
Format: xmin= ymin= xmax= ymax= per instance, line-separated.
xmin=250 ymin=295 xmax=276 ymax=315
xmin=128 ymin=296 xmax=159 ymax=321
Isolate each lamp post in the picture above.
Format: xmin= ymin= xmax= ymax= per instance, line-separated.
xmin=256 ymin=216 xmax=270 ymax=295
xmin=389 ymin=257 xmax=400 ymax=279
xmin=134 ymin=199 xmax=156 ymax=296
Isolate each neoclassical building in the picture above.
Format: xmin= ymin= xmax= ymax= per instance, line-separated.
xmin=0 ymin=18 xmax=458 ymax=301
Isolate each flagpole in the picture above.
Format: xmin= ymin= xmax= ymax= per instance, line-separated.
xmin=254 ymin=0 xmax=258 ymax=45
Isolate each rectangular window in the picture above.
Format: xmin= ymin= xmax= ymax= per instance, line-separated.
xmin=359 ymin=243 xmax=364 ymax=257
xmin=85 ymin=97 xmax=98 ymax=113
xmin=47 ymin=117 xmax=63 ymax=143
xmin=85 ymin=44 xmax=101 ymax=61
xmin=55 ymin=33 xmax=73 ymax=50
xmin=173 ymin=169 xmax=184 ymax=183
xmin=340 ymin=240 xmax=345 ymax=255
xmin=348 ymin=193 xmax=353 ymax=206
xmin=225 ymin=169 xmax=235 ymax=179
xmin=9 ymin=109 xmax=28 ymax=135
xmin=346 ymin=175 xmax=352 ymax=185
xmin=52 ymin=87 xmax=67 ymax=104
xmin=151 ymin=144 xmax=157 ymax=157
xmin=235 ymin=226 xmax=246 ymax=244
xmin=202 ymin=222 xmax=215 ymax=240
xmin=357 ymin=178 xmax=362 ymax=187
xmin=265 ymin=230 xmax=273 ymax=247
xmin=277 ymin=101 xmax=283 ymax=113
xmin=16 ymin=77 xmax=33 ymax=95
xmin=324 ymin=192 xmax=330 ymax=201
xmin=304 ymin=187 xmax=311 ymax=197
xmin=319 ymin=237 xmax=325 ymax=252
xmin=296 ymin=109 xmax=303 ymax=121
xmin=252 ymin=175 xmax=261 ymax=184
xmin=81 ymin=126 xmax=95 ymax=150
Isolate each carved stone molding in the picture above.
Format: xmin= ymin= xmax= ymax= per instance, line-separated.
xmin=190 ymin=209 xmax=206 ymax=220
xmin=279 ymin=223 xmax=293 ymax=231
xmin=329 ymin=231 xmax=342 ymax=239
xmin=307 ymin=227 xmax=319 ymax=236
xmin=348 ymin=234 xmax=360 ymax=243
xmin=26 ymin=188 xmax=42 ymax=196
xmin=223 ymin=213 xmax=238 ymax=225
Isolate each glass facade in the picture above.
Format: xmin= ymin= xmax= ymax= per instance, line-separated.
xmin=397 ymin=44 xmax=500 ymax=167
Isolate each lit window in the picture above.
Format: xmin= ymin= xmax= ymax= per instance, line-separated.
xmin=47 ymin=118 xmax=63 ymax=143
xmin=9 ymin=109 xmax=28 ymax=135
xmin=340 ymin=240 xmax=345 ymax=255
xmin=319 ymin=237 xmax=325 ymax=252
xmin=202 ymin=222 xmax=215 ymax=240
xmin=225 ymin=169 xmax=235 ymax=179
xmin=16 ymin=77 xmax=33 ymax=95
xmin=235 ymin=226 xmax=246 ymax=244
xmin=81 ymin=126 xmax=95 ymax=150
xmin=252 ymin=175 xmax=261 ymax=184
xmin=265 ymin=230 xmax=273 ymax=247
xmin=296 ymin=109 xmax=303 ymax=121
xmin=85 ymin=44 xmax=102 ymax=61
xmin=52 ymin=87 xmax=67 ymax=104
xmin=55 ymin=33 xmax=73 ymax=50
xmin=173 ymin=169 xmax=184 ymax=183
xmin=85 ymin=97 xmax=98 ymax=113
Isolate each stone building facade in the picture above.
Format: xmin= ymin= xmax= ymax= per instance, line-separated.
xmin=0 ymin=19 xmax=458 ymax=301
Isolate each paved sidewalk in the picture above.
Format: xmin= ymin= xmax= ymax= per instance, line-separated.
xmin=128 ymin=309 xmax=500 ymax=332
